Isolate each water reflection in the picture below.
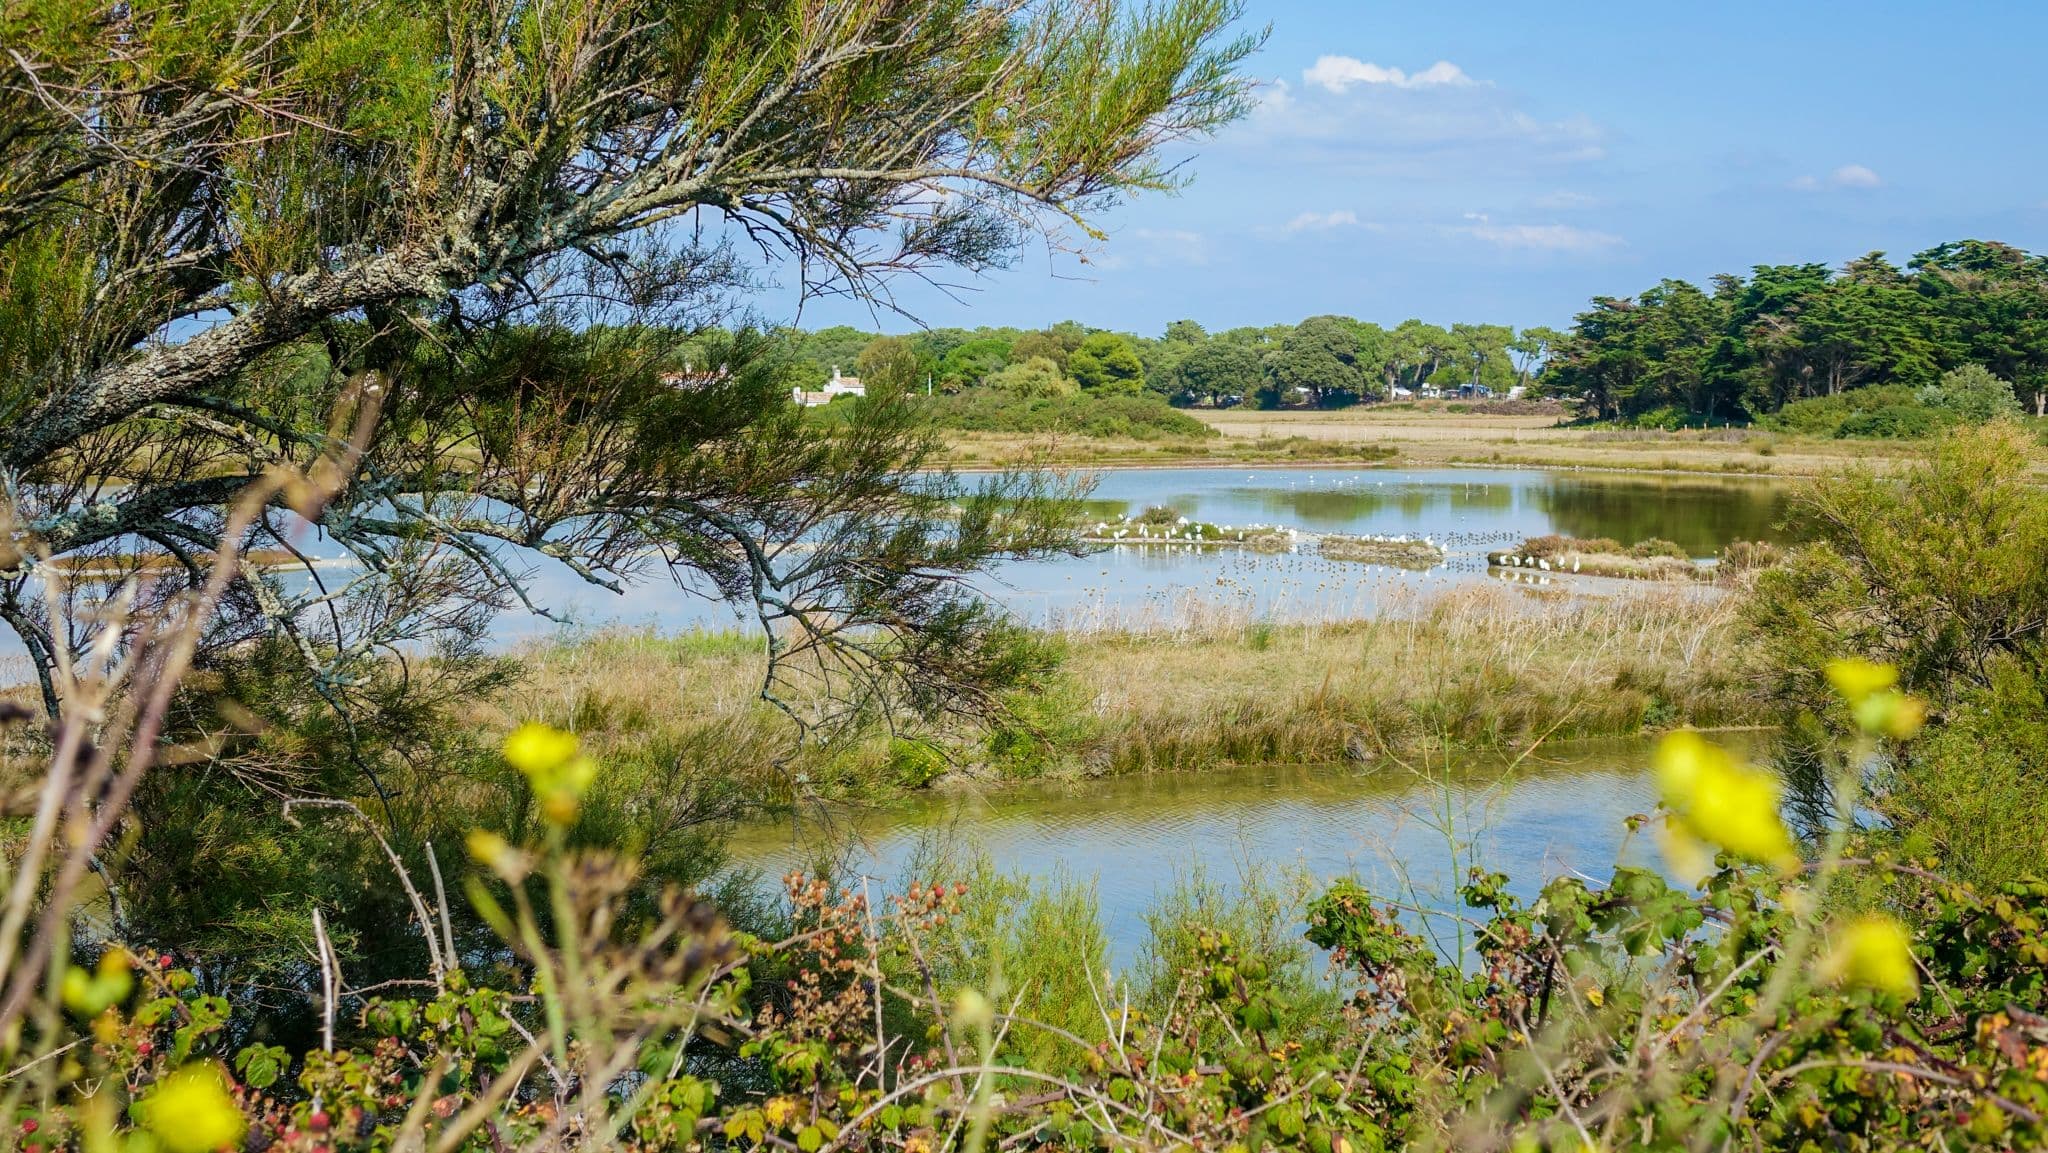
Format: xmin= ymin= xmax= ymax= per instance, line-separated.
xmin=966 ymin=467 xmax=1800 ymax=628
xmin=1530 ymin=476 xmax=1801 ymax=557
xmin=726 ymin=740 xmax=1680 ymax=965
xmin=1074 ymin=468 xmax=1796 ymax=553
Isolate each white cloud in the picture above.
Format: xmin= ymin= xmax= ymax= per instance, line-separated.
xmin=1790 ymin=164 xmax=1883 ymax=192
xmin=1239 ymin=60 xmax=1606 ymax=178
xmin=1454 ymin=214 xmax=1621 ymax=252
xmin=1532 ymin=190 xmax=1600 ymax=210
xmin=1303 ymin=56 xmax=1473 ymax=93
xmin=1281 ymin=209 xmax=1363 ymax=234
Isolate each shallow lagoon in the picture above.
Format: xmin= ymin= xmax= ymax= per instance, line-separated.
xmin=491 ymin=466 xmax=1799 ymax=639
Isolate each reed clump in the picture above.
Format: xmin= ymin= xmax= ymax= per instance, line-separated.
xmin=487 ymin=585 xmax=1761 ymax=799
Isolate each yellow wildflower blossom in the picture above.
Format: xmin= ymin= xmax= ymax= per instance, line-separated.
xmin=1820 ymin=915 xmax=1920 ymax=999
xmin=465 ymin=829 xmax=526 ymax=878
xmin=139 ymin=1064 xmax=246 ymax=1153
xmin=1825 ymin=658 xmax=1898 ymax=703
xmin=1653 ymin=731 xmax=1799 ymax=879
xmin=503 ymin=722 xmax=579 ymax=776
xmin=60 ymin=950 xmax=133 ymax=1018
xmin=952 ymin=988 xmax=995 ymax=1031
xmin=502 ymin=724 xmax=597 ymax=825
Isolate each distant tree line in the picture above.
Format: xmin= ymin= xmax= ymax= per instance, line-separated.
xmin=786 ymin=238 xmax=2047 ymax=426
xmin=785 ymin=317 xmax=1562 ymax=410
xmin=1542 ymin=239 xmax=2048 ymax=424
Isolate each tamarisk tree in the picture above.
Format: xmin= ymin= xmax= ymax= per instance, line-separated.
xmin=0 ymin=0 xmax=1258 ymax=725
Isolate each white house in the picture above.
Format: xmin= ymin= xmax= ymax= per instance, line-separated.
xmin=793 ymin=366 xmax=866 ymax=407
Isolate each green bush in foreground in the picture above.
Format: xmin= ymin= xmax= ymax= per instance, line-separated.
xmin=1746 ymin=424 xmax=2048 ymax=891
xmin=17 ymin=683 xmax=2048 ymax=1153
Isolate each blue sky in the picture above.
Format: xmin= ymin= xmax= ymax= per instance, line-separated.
xmin=794 ymin=0 xmax=2048 ymax=337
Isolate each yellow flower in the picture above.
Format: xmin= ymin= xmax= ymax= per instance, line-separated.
xmin=502 ymin=724 xmax=597 ymax=826
xmin=1825 ymin=658 xmax=1898 ymax=703
xmin=532 ymin=755 xmax=597 ymax=826
xmin=503 ymin=722 xmax=579 ymax=777
xmin=139 ymin=1064 xmax=246 ymax=1153
xmin=1654 ymin=732 xmax=1799 ymax=879
xmin=1820 ymin=915 xmax=1919 ymax=999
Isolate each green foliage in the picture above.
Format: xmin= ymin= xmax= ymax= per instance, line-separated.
xmin=855 ymin=335 xmax=926 ymax=396
xmin=1260 ymin=314 xmax=1371 ymax=406
xmin=1548 ymin=242 xmax=2048 ymax=422
xmin=924 ymin=391 xmax=1212 ymax=439
xmin=938 ymin=337 xmax=1015 ymax=388
xmin=1756 ymin=365 xmax=2017 ymax=438
xmin=922 ymin=863 xmax=1114 ymax=1072
xmin=983 ymin=355 xmax=1076 ymax=398
xmin=1836 ymin=402 xmax=1946 ymax=439
xmin=1174 ymin=339 xmax=1263 ymax=403
xmin=1761 ymin=384 xmax=1923 ymax=436
xmin=1921 ymin=362 xmax=2023 ymax=422
xmin=1745 ymin=425 xmax=2048 ymax=888
xmin=1008 ymin=330 xmax=1072 ymax=371
xmin=1067 ymin=332 xmax=1146 ymax=395
xmin=27 ymin=808 xmax=2048 ymax=1151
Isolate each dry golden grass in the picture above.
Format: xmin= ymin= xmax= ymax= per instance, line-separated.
xmin=1186 ymin=406 xmax=1939 ymax=478
xmin=929 ymin=404 xmax=1970 ymax=477
xmin=475 ymin=584 xmax=1762 ymax=801
xmin=1044 ymin=583 xmax=1755 ymax=775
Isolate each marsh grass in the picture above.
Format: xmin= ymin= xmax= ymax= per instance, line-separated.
xmin=1037 ymin=584 xmax=1755 ymax=775
xmin=484 ymin=585 xmax=1758 ymax=814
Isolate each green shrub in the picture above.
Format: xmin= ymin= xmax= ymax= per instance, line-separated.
xmin=885 ymin=737 xmax=949 ymax=788
xmin=924 ymin=391 xmax=1214 ymax=439
xmin=1919 ymin=362 xmax=2022 ymax=423
xmin=1745 ymin=425 xmax=2048 ymax=889
xmin=1627 ymin=537 xmax=1688 ymax=559
xmin=1761 ymin=384 xmax=1919 ymax=437
xmin=1836 ymin=402 xmax=1945 ymax=439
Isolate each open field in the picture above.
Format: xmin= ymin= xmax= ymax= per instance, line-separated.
xmin=1195 ymin=407 xmax=1945 ymax=476
xmin=934 ymin=404 xmax=2011 ymax=477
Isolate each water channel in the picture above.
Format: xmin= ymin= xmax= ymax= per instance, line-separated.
xmin=725 ymin=741 xmax=1688 ymax=966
